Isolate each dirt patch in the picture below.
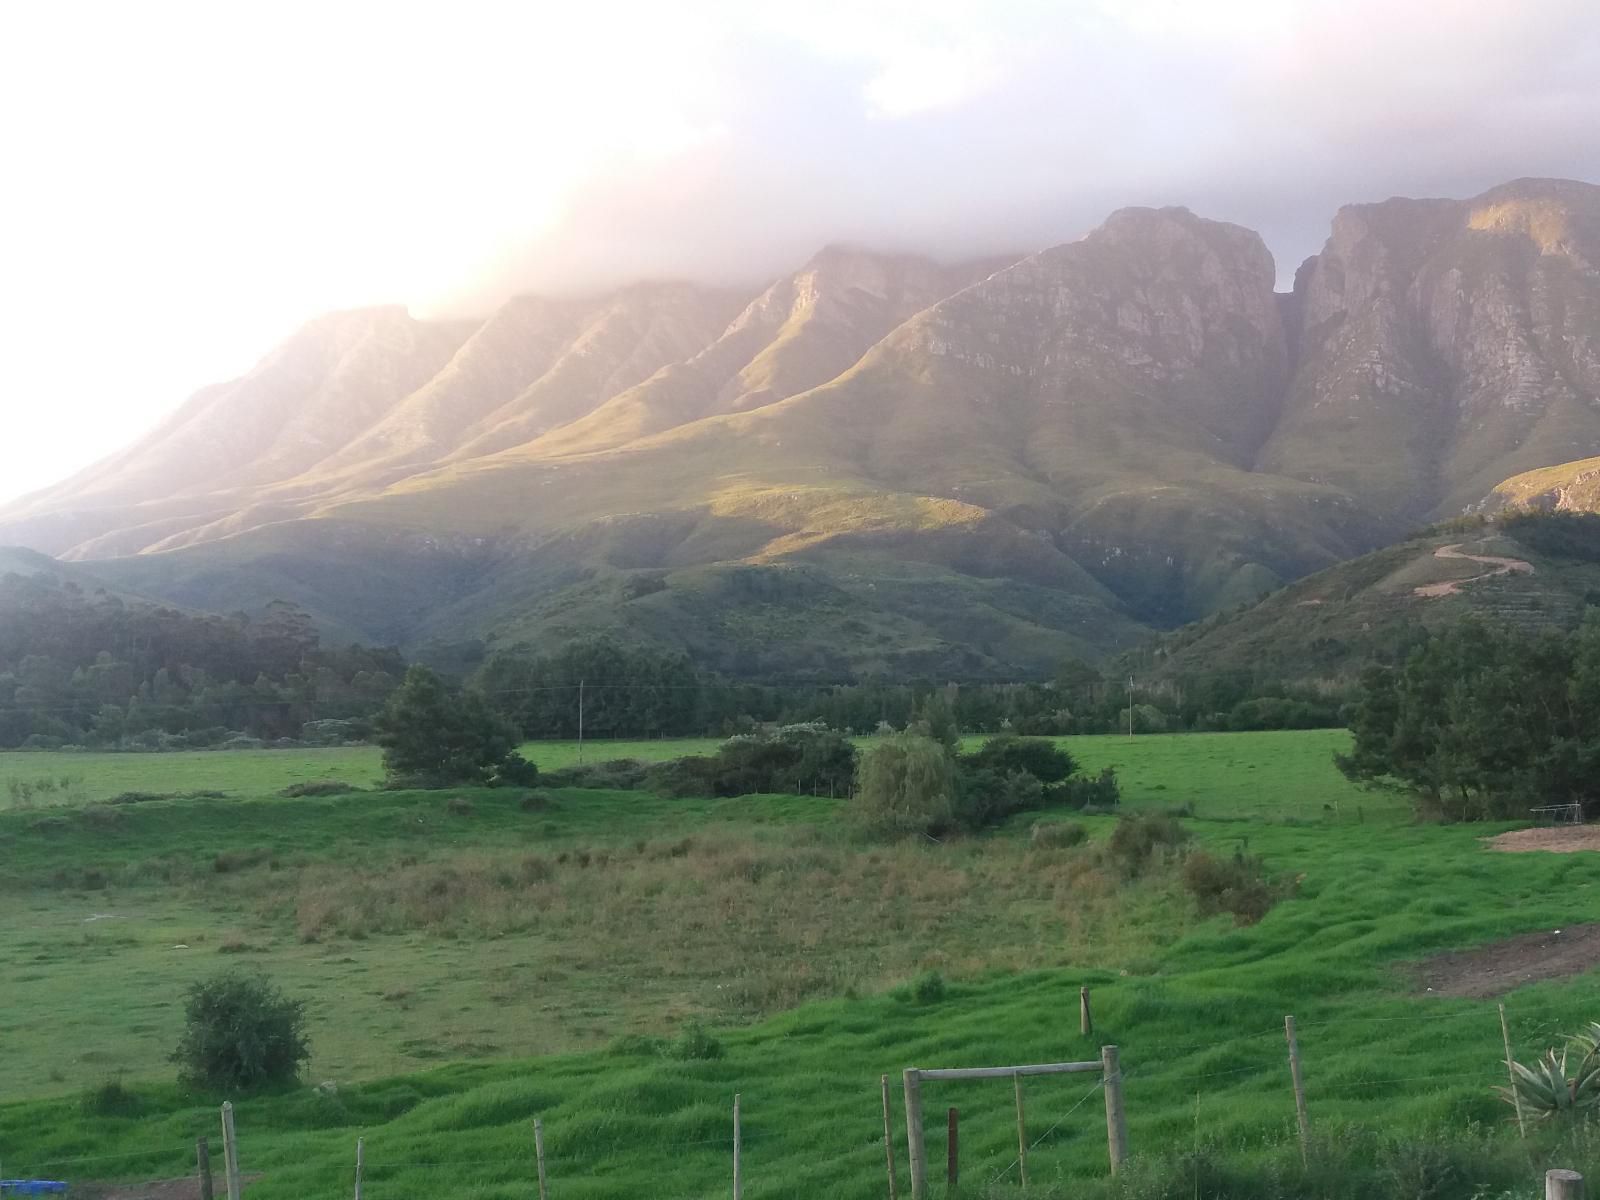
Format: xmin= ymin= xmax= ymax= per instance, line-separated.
xmin=1488 ymin=826 xmax=1600 ymax=853
xmin=1414 ymin=543 xmax=1534 ymax=598
xmin=1414 ymin=923 xmax=1600 ymax=998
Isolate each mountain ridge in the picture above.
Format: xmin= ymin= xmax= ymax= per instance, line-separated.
xmin=4 ymin=177 xmax=1598 ymax=677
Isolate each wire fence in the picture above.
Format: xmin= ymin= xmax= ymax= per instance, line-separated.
xmin=4 ymin=992 xmax=1593 ymax=1197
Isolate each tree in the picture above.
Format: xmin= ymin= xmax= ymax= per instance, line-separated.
xmin=172 ymin=971 xmax=310 ymax=1092
xmin=911 ymin=691 xmax=961 ymax=752
xmin=374 ymin=666 xmax=536 ymax=787
xmin=961 ymin=734 xmax=1077 ymax=783
xmin=853 ymin=733 xmax=958 ymax=838
xmin=1338 ymin=616 xmax=1600 ymax=820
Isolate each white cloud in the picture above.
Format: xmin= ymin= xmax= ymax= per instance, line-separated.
xmin=1 ymin=0 xmax=1597 ymax=506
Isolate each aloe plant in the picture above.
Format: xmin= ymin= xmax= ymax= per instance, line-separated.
xmin=1499 ymin=1029 xmax=1600 ymax=1120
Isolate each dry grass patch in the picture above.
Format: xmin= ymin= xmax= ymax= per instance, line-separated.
xmin=272 ymin=832 xmax=1187 ymax=1018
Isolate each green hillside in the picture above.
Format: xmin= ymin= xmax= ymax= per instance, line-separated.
xmin=1141 ymin=512 xmax=1600 ymax=679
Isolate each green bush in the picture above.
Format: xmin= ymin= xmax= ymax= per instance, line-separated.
xmin=607 ymin=1033 xmax=667 ymax=1057
xmin=962 ymin=734 xmax=1078 ymax=783
xmin=80 ymin=1078 xmax=143 ymax=1117
xmin=171 ymin=971 xmax=310 ymax=1092
xmin=648 ymin=725 xmax=857 ymax=798
xmin=956 ymin=766 xmax=1043 ymax=828
xmin=542 ymin=759 xmax=650 ymax=790
xmin=665 ymin=1021 xmax=724 ymax=1061
xmin=1047 ymin=766 xmax=1121 ymax=810
xmin=911 ymin=970 xmax=947 ymax=1004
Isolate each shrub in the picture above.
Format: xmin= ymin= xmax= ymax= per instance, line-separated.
xmin=80 ymin=1078 xmax=143 ymax=1117
xmin=445 ymin=796 xmax=474 ymax=816
xmin=1030 ymin=820 xmax=1088 ymax=849
xmin=518 ymin=790 xmax=554 ymax=812
xmin=1180 ymin=848 xmax=1282 ymax=924
xmin=108 ymin=789 xmax=228 ymax=805
xmin=1500 ymin=1022 xmax=1600 ymax=1121
xmin=665 ymin=1021 xmax=724 ymax=1061
xmin=962 ymin=735 xmax=1077 ymax=783
xmin=911 ymin=970 xmax=947 ymax=1004
xmin=1047 ymin=766 xmax=1121 ymax=810
xmin=648 ymin=726 xmax=857 ymax=799
xmin=608 ymin=1033 xmax=667 ymax=1057
xmin=956 ymin=766 xmax=1043 ymax=828
xmin=1106 ymin=813 xmax=1188 ymax=876
xmin=172 ymin=971 xmax=310 ymax=1091
xmin=299 ymin=718 xmax=370 ymax=746
xmin=643 ymin=755 xmax=720 ymax=797
xmin=853 ymin=734 xmax=958 ymax=839
xmin=542 ymin=759 xmax=650 ymax=790
xmin=1127 ymin=703 xmax=1169 ymax=734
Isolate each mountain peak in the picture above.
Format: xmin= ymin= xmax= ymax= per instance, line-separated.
xmin=1466 ymin=178 xmax=1600 ymax=258
xmin=5 ymin=177 xmax=1600 ymax=676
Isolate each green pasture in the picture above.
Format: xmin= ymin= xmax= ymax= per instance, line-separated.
xmin=0 ymin=729 xmax=1588 ymax=1198
xmin=0 ymin=729 xmax=1377 ymax=818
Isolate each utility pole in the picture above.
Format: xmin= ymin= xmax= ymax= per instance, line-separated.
xmin=1127 ymin=675 xmax=1134 ymax=738
xmin=577 ymin=678 xmax=585 ymax=764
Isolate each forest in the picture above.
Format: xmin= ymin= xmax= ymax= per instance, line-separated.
xmin=0 ymin=574 xmax=400 ymax=749
xmin=0 ymin=569 xmax=1351 ymax=752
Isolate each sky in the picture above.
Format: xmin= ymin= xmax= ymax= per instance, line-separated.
xmin=2 ymin=0 xmax=1598 ymax=506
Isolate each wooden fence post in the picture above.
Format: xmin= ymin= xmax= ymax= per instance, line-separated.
xmin=1285 ymin=1016 xmax=1311 ymax=1165
xmin=1101 ymin=1046 xmax=1127 ymax=1174
xmin=220 ymin=1101 xmax=242 ymax=1200
xmin=353 ymin=1136 xmax=364 ymax=1200
xmin=1548 ymin=1169 xmax=1586 ymax=1200
xmin=902 ymin=1068 xmax=927 ymax=1200
xmin=1500 ymin=1002 xmax=1527 ymax=1139
xmin=195 ymin=1137 xmax=214 ymax=1200
xmin=880 ymin=1075 xmax=899 ymax=1200
xmin=733 ymin=1093 xmax=742 ymax=1200
xmin=946 ymin=1107 xmax=959 ymax=1192
xmin=534 ymin=1117 xmax=549 ymax=1200
xmin=1014 ymin=1075 xmax=1029 ymax=1191
xmin=1080 ymin=987 xmax=1093 ymax=1037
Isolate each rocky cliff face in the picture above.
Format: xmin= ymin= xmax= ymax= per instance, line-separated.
xmin=3 ymin=179 xmax=1599 ymax=666
xmin=1261 ymin=178 xmax=1600 ymax=518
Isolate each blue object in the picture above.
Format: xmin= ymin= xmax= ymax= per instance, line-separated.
xmin=0 ymin=1184 xmax=68 ymax=1195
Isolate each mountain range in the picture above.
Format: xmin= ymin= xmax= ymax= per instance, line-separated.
xmin=4 ymin=177 xmax=1599 ymax=679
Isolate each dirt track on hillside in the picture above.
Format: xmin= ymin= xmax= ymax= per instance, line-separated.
xmin=1413 ymin=543 xmax=1534 ymax=598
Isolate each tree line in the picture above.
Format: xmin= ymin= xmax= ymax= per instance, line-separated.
xmin=472 ymin=641 xmax=1349 ymax=739
xmin=0 ymin=575 xmax=400 ymax=749
xmin=0 ymin=570 xmax=1350 ymax=753
xmin=1339 ymin=614 xmax=1600 ymax=820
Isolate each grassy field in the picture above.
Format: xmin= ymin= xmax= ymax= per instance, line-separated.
xmin=0 ymin=729 xmax=1587 ymax=1198
xmin=0 ymin=729 xmax=1377 ymax=817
